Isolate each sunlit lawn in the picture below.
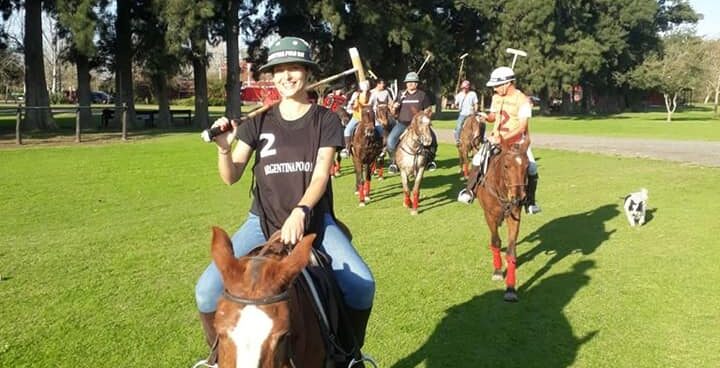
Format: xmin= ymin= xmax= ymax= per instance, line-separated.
xmin=1 ymin=133 xmax=718 ymax=367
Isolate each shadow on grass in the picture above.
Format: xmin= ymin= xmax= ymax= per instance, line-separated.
xmin=517 ymin=204 xmax=619 ymax=291
xmin=391 ymin=260 xmax=598 ymax=368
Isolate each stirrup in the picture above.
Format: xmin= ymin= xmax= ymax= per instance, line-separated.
xmin=192 ymin=359 xmax=217 ymax=368
xmin=348 ymin=353 xmax=379 ymax=368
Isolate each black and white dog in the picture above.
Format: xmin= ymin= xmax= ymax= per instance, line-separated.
xmin=623 ymin=188 xmax=648 ymax=227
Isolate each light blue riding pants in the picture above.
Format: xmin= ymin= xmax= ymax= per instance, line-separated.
xmin=195 ymin=212 xmax=375 ymax=312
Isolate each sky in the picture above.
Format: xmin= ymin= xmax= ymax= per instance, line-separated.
xmin=690 ymin=0 xmax=720 ymax=39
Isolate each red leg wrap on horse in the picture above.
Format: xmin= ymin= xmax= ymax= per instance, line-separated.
xmin=505 ymin=255 xmax=517 ymax=287
xmin=412 ymin=191 xmax=420 ymax=210
xmin=377 ymin=166 xmax=384 ymax=177
xmin=491 ymin=247 xmax=502 ymax=270
xmin=358 ymin=184 xmax=365 ymax=202
xmin=403 ymin=192 xmax=411 ymax=207
xmin=463 ymin=164 xmax=468 ymax=178
xmin=364 ymin=181 xmax=371 ymax=197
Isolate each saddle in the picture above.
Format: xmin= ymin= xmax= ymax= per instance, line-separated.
xmin=290 ymin=247 xmax=363 ymax=368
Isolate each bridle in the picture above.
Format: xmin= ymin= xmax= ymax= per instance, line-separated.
xmin=482 ymin=145 xmax=527 ymax=220
xmin=219 ymin=255 xmax=296 ymax=368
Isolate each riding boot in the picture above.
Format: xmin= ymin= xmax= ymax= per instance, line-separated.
xmin=525 ymin=174 xmax=541 ymax=214
xmin=458 ymin=165 xmax=482 ymax=204
xmin=199 ymin=312 xmax=218 ymax=365
xmin=347 ymin=307 xmax=371 ymax=350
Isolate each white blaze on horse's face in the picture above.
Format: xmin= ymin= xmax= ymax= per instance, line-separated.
xmin=229 ymin=305 xmax=274 ymax=368
xmin=421 ymin=115 xmax=431 ymax=125
xmin=515 ymin=156 xmax=523 ymax=165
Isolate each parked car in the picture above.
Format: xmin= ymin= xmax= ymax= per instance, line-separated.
xmin=91 ymin=91 xmax=113 ymax=104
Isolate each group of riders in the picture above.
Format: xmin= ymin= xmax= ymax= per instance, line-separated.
xmin=323 ymin=64 xmax=541 ymax=215
xmin=194 ymin=36 xmax=540 ymax=367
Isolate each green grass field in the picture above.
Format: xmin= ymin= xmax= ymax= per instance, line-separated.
xmin=1 ymin=132 xmax=718 ymax=367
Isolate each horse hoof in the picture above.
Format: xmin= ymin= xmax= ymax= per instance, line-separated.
xmin=364 ymin=197 xmax=371 ymax=203
xmin=359 ymin=202 xmax=366 ymax=207
xmin=503 ymin=288 xmax=519 ymax=302
xmin=354 ymin=191 xmax=359 ymax=195
xmin=491 ymin=270 xmax=504 ymax=281
xmin=377 ymin=177 xmax=384 ymax=181
xmin=410 ymin=210 xmax=418 ymax=215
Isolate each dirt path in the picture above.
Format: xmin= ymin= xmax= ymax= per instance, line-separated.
xmin=434 ymin=129 xmax=720 ymax=167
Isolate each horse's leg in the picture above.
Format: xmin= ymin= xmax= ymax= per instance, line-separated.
xmin=483 ymin=207 xmax=504 ymax=281
xmin=353 ymin=158 xmax=364 ymax=204
xmin=333 ymin=152 xmax=342 ymax=176
xmin=503 ymin=213 xmax=522 ymax=302
xmin=364 ymin=163 xmax=372 ymax=203
xmin=410 ymin=168 xmax=425 ymax=215
xmin=376 ymin=154 xmax=384 ymax=180
xmin=400 ymin=171 xmax=411 ymax=208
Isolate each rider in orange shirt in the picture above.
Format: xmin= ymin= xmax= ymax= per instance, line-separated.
xmin=457 ymin=66 xmax=541 ymax=214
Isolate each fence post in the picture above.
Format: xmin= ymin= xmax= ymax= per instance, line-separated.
xmin=75 ymin=105 xmax=81 ymax=143
xmin=122 ymin=103 xmax=128 ymax=141
xmin=15 ymin=103 xmax=23 ymax=145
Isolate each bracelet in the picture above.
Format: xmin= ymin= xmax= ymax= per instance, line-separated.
xmin=218 ymin=148 xmax=231 ymax=155
xmin=295 ymin=205 xmax=311 ymax=216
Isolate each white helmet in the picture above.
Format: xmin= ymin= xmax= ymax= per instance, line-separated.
xmin=486 ymin=66 xmax=515 ymax=87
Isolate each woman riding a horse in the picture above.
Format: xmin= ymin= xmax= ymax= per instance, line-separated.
xmin=195 ymin=36 xmax=375 ymax=366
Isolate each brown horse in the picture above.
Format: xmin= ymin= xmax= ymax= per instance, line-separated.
xmin=475 ymin=138 xmax=530 ymax=302
xmin=395 ymin=108 xmax=433 ymax=215
xmin=457 ymin=114 xmax=486 ymax=180
xmin=210 ymin=228 xmax=325 ymax=368
xmin=351 ymin=106 xmax=384 ymax=205
xmin=332 ymin=108 xmax=352 ymax=177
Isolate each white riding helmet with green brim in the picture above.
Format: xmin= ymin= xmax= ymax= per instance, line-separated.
xmin=486 ymin=66 xmax=515 ymax=87
xmin=259 ymin=37 xmax=319 ymax=73
xmin=404 ymin=72 xmax=420 ymax=83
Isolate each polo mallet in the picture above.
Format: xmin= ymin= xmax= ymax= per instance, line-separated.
xmin=368 ymin=69 xmax=378 ymax=80
xmin=200 ymin=59 xmax=362 ymax=142
xmin=506 ymin=48 xmax=527 ymax=69
xmin=416 ymin=50 xmax=434 ymax=75
xmin=455 ymin=52 xmax=469 ymax=93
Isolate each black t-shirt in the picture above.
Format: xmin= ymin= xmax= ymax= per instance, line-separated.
xmin=397 ymin=89 xmax=432 ymax=124
xmin=236 ymin=104 xmax=343 ymax=237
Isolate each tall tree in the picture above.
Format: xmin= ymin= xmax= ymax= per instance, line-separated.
xmin=23 ymin=0 xmax=56 ymax=130
xmin=57 ymin=0 xmax=100 ymax=129
xmin=164 ymin=0 xmax=214 ymax=128
xmin=114 ymin=0 xmax=136 ymax=127
xmin=625 ymin=33 xmax=704 ymax=122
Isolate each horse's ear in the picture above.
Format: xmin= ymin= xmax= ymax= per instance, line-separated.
xmin=278 ymin=234 xmax=316 ymax=282
xmin=423 ymin=106 xmax=433 ymax=116
xmin=211 ymin=226 xmax=242 ymax=279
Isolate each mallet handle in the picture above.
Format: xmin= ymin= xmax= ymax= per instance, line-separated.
xmin=200 ymin=67 xmax=358 ymax=143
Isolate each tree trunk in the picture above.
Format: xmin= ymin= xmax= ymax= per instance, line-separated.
xmin=23 ymin=0 xmax=55 ymax=130
xmin=224 ymin=1 xmax=242 ymax=120
xmin=115 ymin=0 xmax=136 ymax=128
xmin=76 ymin=53 xmax=92 ymax=129
xmin=153 ymin=73 xmax=171 ymax=128
xmin=714 ymin=73 xmax=720 ymax=118
xmin=664 ymin=93 xmax=671 ymax=122
xmin=192 ymin=25 xmax=209 ymax=129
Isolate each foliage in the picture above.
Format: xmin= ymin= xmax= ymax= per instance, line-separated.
xmin=624 ymin=32 xmax=704 ymax=121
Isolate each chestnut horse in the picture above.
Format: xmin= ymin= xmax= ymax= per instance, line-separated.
xmin=475 ymin=138 xmax=530 ymax=302
xmin=457 ymin=114 xmax=486 ymax=180
xmin=210 ymin=228 xmax=325 ymax=368
xmin=351 ymin=106 xmax=384 ymax=205
xmin=395 ymin=108 xmax=433 ymax=215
